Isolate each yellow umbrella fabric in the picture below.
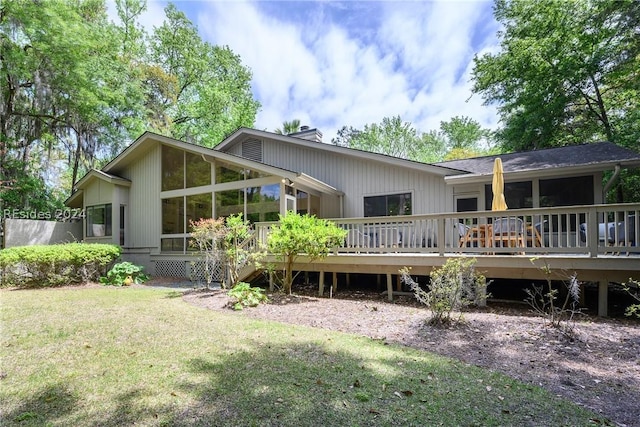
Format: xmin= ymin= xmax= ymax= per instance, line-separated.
xmin=491 ymin=157 xmax=508 ymax=211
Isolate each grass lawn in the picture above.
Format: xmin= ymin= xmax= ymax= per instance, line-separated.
xmin=1 ymin=286 xmax=601 ymax=426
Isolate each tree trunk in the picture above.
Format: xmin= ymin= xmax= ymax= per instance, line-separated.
xmin=71 ymin=131 xmax=83 ymax=193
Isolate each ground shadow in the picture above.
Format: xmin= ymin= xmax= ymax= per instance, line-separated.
xmin=3 ymin=383 xmax=79 ymax=425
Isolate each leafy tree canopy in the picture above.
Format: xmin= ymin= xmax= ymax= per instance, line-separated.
xmin=0 ymin=0 xmax=259 ymax=211
xmin=332 ymin=115 xmax=493 ymax=162
xmin=472 ymin=0 xmax=640 ymax=201
xmin=472 ymin=0 xmax=640 ymax=152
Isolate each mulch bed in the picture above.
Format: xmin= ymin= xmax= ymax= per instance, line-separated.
xmin=181 ymin=283 xmax=640 ymax=427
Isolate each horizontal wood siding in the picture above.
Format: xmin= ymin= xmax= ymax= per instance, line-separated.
xmin=261 ymin=139 xmax=447 ymax=217
xmin=126 ymin=144 xmax=161 ymax=248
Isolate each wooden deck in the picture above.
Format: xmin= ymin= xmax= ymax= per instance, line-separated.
xmin=254 ymin=203 xmax=640 ymax=316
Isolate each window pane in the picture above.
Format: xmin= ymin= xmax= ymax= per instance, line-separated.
xmin=162 ymin=145 xmax=184 ymax=191
xmin=186 ymin=152 xmax=211 ymax=188
xmin=215 ymin=162 xmax=243 ymax=183
xmin=186 ymin=193 xmax=212 ymax=230
xmin=484 ymin=182 xmax=532 ymax=210
xmin=364 ymin=195 xmax=386 ymax=217
xmin=364 ymin=193 xmax=411 ymax=217
xmin=161 ymin=238 xmax=184 ymax=252
xmin=216 ymin=189 xmax=244 ymax=217
xmin=296 ymin=190 xmax=308 ymax=215
xmin=244 ymin=169 xmax=268 ymax=180
xmin=104 ymin=204 xmax=112 ymax=236
xmin=86 ymin=204 xmax=112 ymax=237
xmin=540 ymin=176 xmax=593 ymax=207
xmin=246 ymin=184 xmax=280 ymax=222
xmin=162 ymin=197 xmax=184 ymax=234
xmin=457 ymin=198 xmax=478 ymax=212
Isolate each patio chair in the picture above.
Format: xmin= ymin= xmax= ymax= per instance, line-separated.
xmin=491 ymin=217 xmax=525 ymax=250
xmin=378 ymin=227 xmax=400 ymax=248
xmin=609 ymin=215 xmax=637 ymax=246
xmin=526 ymin=220 xmax=547 ymax=247
xmin=457 ymin=223 xmax=471 ymax=247
xmin=345 ymin=228 xmax=371 ymax=249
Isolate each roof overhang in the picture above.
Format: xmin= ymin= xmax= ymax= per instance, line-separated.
xmin=74 ymin=169 xmax=131 ymax=189
xmin=444 ymin=160 xmax=638 ymax=185
xmin=217 ymin=127 xmax=464 ymax=177
xmin=65 ymin=170 xmax=131 ymax=208
xmin=65 ymin=189 xmax=83 ymax=208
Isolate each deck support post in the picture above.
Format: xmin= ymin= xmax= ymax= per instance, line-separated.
xmin=396 ymin=274 xmax=402 ymax=291
xmin=477 ymin=282 xmax=487 ymax=307
xmin=332 ymin=272 xmax=338 ymax=297
xmin=346 ymin=273 xmax=350 ymax=289
xmin=318 ymin=271 xmax=325 ymax=297
xmin=386 ymin=273 xmax=393 ymax=301
xmin=598 ymin=280 xmax=608 ymax=317
xmin=269 ymin=272 xmax=274 ymax=292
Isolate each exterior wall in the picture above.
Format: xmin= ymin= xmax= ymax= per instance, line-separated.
xmin=3 ymin=219 xmax=83 ymax=247
xmin=124 ymin=143 xmax=162 ymax=250
xmin=450 ymin=172 xmax=603 ymax=211
xmin=244 ymin=138 xmax=449 ymax=217
xmin=83 ymin=179 xmax=115 ymax=244
xmin=84 ymin=179 xmax=113 ymax=206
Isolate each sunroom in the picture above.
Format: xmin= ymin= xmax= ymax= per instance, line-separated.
xmin=157 ymin=144 xmax=343 ymax=254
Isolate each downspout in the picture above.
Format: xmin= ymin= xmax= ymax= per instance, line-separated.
xmin=602 ymin=164 xmax=621 ymax=203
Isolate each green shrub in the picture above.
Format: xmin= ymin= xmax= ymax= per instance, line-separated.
xmin=100 ymin=262 xmax=149 ymax=286
xmin=0 ymin=243 xmax=121 ymax=288
xmin=267 ymin=213 xmax=347 ymax=294
xmin=227 ymin=282 xmax=268 ymax=310
xmin=400 ymin=258 xmax=488 ymax=325
xmin=623 ymin=278 xmax=640 ymax=318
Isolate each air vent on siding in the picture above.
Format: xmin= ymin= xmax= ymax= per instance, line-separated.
xmin=242 ymin=139 xmax=263 ymax=162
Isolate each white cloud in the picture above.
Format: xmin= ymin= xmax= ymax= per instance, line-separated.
xmin=109 ymin=0 xmax=501 ymax=142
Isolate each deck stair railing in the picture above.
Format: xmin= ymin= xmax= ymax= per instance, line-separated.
xmin=253 ymin=203 xmax=639 ymax=257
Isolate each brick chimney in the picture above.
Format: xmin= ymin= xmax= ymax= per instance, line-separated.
xmin=290 ymin=126 xmax=323 ymax=143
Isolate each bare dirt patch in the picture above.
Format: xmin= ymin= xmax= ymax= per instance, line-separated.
xmin=183 ymin=284 xmax=640 ymax=427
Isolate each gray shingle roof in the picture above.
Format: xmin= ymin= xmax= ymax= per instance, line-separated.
xmin=433 ymin=142 xmax=640 ymax=174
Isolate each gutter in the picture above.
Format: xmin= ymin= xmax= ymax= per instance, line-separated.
xmin=602 ymin=164 xmax=621 ymax=202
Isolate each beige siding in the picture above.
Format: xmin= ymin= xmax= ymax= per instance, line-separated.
xmin=125 ymin=144 xmax=161 ymax=249
xmin=84 ymin=180 xmax=113 ymax=206
xmin=260 ymin=139 xmax=448 ymax=217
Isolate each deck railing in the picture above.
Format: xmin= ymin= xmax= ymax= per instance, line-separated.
xmin=254 ymin=203 xmax=640 ymax=257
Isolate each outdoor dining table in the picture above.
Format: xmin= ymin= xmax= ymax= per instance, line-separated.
xmin=459 ymin=224 xmax=493 ymax=248
xmin=459 ymin=221 xmax=540 ymax=252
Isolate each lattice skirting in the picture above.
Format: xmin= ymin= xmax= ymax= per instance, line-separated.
xmin=154 ymin=260 xmax=187 ymax=278
xmin=189 ymin=260 xmax=225 ymax=283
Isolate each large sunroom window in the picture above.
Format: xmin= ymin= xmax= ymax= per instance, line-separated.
xmin=161 ymin=194 xmax=212 ymax=252
xmin=215 ymin=161 xmax=268 ymax=184
xmin=246 ymin=184 xmax=280 ymax=222
xmin=162 ymin=145 xmax=211 ymax=191
xmin=215 ymin=185 xmax=280 ymax=223
xmin=364 ymin=193 xmax=412 ymax=217
xmin=86 ymin=204 xmax=112 ymax=237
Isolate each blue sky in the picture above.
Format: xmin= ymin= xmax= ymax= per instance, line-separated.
xmin=107 ymin=0 xmax=501 ymax=142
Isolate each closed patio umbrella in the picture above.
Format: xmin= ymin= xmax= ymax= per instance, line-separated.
xmin=491 ymin=157 xmax=507 ymax=211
